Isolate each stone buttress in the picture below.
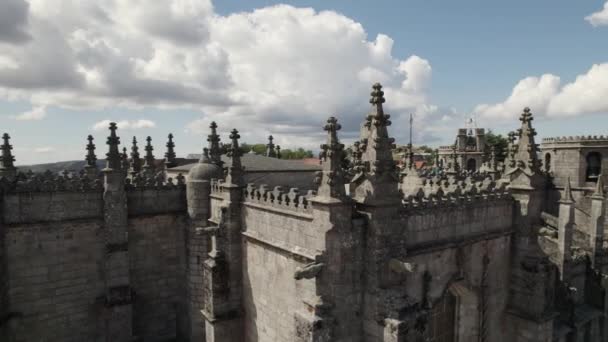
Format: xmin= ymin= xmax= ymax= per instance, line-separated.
xmin=201 ymin=128 xmax=245 ymax=341
xmin=101 ymin=122 xmax=134 ymax=341
xmin=504 ymin=108 xmax=556 ymax=342
xmin=294 ymin=117 xmax=364 ymax=342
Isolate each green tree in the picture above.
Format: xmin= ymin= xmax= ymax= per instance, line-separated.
xmin=485 ymin=131 xmax=508 ymax=162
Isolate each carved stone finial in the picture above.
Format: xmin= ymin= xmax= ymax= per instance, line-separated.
xmin=266 ymin=135 xmax=276 ymax=158
xmin=130 ymin=136 xmax=142 ymax=176
xmin=85 ymin=135 xmax=97 ymax=169
xmin=0 ymin=133 xmax=17 ymax=179
xmin=316 ymin=116 xmax=347 ymax=201
xmin=201 ymin=147 xmax=211 ymax=164
xmin=511 ymin=107 xmax=541 ymax=173
xmin=105 ymin=122 xmax=122 ymax=171
xmin=276 ymin=145 xmax=281 ymax=159
xmin=225 ymin=128 xmax=244 ymax=186
xmin=142 ymin=136 xmax=155 ymax=173
xmin=207 ymin=121 xmax=223 ymax=167
xmin=165 ymin=133 xmax=177 ymax=168
xmin=351 ymin=83 xmax=399 ymax=204
xmin=121 ymin=147 xmax=130 ymax=171
xmin=369 ymin=82 xmax=386 ymax=116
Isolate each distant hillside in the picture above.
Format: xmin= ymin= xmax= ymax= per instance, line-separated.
xmin=17 ymin=158 xmax=192 ymax=174
xmin=17 ymin=160 xmax=106 ymax=173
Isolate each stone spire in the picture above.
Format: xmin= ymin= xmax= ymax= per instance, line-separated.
xmin=513 ymin=108 xmax=541 ymax=173
xmin=266 ymin=135 xmax=276 ymax=158
xmin=0 ymin=133 xmax=17 ymax=180
xmin=121 ymin=147 xmax=130 ymax=172
xmin=363 ymin=83 xmax=396 ymax=174
xmin=85 ymin=135 xmax=97 ymax=169
xmin=165 ymin=133 xmax=177 ymax=168
xmin=592 ymin=175 xmax=605 ymax=199
xmin=276 ymin=145 xmax=281 ymax=159
xmin=557 ymin=177 xmax=575 ymax=278
xmin=561 ymin=176 xmax=575 ymax=204
xmin=400 ymin=143 xmax=424 ymax=197
xmin=104 ymin=122 xmax=122 ymax=171
xmin=130 ymin=137 xmax=142 ymax=176
xmin=225 ymin=129 xmax=244 ymax=186
xmin=352 ymin=83 xmax=399 ymax=204
xmin=316 ymin=117 xmax=347 ymax=201
xmin=200 ymin=147 xmax=211 ymax=163
xmin=504 ymin=131 xmax=518 ymax=169
xmin=83 ymin=135 xmax=98 ymax=179
xmin=142 ymin=136 xmax=155 ymax=173
xmin=207 ymin=121 xmax=223 ymax=167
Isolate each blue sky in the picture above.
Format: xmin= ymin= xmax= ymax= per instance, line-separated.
xmin=0 ymin=0 xmax=607 ymax=164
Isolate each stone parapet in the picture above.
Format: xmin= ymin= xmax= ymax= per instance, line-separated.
xmin=3 ymin=191 xmax=103 ymax=224
xmin=243 ymin=183 xmax=314 ymax=215
xmin=542 ymin=135 xmax=608 ymax=143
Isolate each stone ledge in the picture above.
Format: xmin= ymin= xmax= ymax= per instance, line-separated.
xmin=242 ymin=231 xmax=315 ymax=262
xmin=406 ymin=229 xmax=513 ymax=256
xmin=243 ymin=202 xmax=314 ymax=220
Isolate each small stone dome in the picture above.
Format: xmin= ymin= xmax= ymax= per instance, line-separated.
xmin=188 ymin=161 xmax=223 ymax=181
xmin=188 ymin=147 xmax=223 ymax=181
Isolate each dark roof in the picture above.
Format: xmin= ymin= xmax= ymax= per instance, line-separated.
xmin=169 ymin=153 xmax=321 ymax=172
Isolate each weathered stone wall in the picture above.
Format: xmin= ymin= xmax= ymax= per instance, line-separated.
xmin=541 ymin=139 xmax=608 ymax=188
xmin=241 ymin=203 xmax=316 ymax=259
xmin=1 ymin=187 xmax=189 ymax=341
xmin=5 ymin=219 xmax=105 ymax=342
xmin=403 ymin=199 xmax=513 ymax=248
xmin=129 ymin=213 xmax=188 ymax=341
xmin=242 ymin=237 xmax=314 ymax=342
xmin=2 ymin=191 xmax=103 ymax=224
xmin=241 ymin=204 xmax=318 ymax=342
xmin=405 ymin=234 xmax=512 ymax=342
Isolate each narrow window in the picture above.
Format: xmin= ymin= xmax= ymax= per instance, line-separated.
xmin=466 ymin=158 xmax=477 ymax=172
xmin=586 ymin=152 xmax=602 ymax=182
xmin=544 ymin=153 xmax=551 ymax=172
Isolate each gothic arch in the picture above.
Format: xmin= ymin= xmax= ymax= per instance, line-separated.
xmin=426 ymin=281 xmax=479 ymax=342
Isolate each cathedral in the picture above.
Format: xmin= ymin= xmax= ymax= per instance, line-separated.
xmin=0 ymin=83 xmax=607 ymax=342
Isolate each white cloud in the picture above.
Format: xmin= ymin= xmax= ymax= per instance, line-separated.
xmin=585 ymin=2 xmax=608 ymax=26
xmin=0 ymin=0 xmax=460 ymax=147
xmin=474 ymin=63 xmax=608 ymax=122
xmin=92 ymin=119 xmax=156 ymax=131
xmin=33 ymin=146 xmax=55 ymax=153
xmin=12 ymin=105 xmax=47 ymax=120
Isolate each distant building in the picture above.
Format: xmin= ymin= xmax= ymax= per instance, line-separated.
xmin=438 ymin=127 xmax=489 ymax=172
